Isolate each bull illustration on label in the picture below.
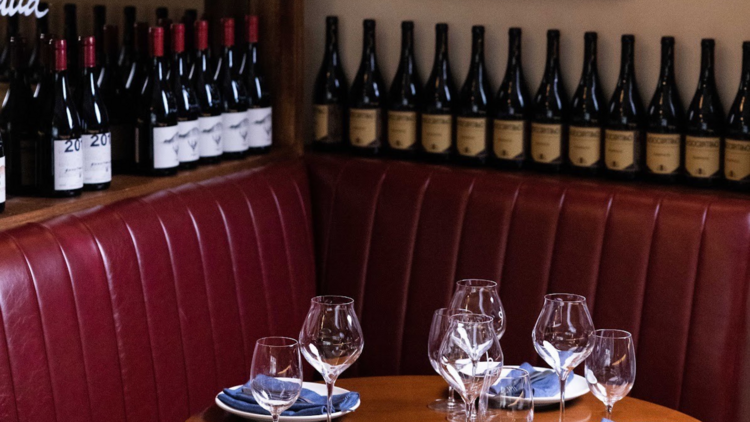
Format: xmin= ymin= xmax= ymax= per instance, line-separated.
xmin=253 ymin=112 xmax=272 ymax=136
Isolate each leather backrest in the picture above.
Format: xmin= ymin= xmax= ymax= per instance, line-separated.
xmin=0 ymin=160 xmax=316 ymax=422
xmin=307 ymin=154 xmax=749 ymax=422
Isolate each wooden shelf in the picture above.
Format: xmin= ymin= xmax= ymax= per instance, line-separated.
xmin=0 ymin=146 xmax=298 ymax=231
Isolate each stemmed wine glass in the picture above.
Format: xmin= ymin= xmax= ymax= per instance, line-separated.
xmin=299 ymin=296 xmax=364 ymax=422
xmin=428 ymin=308 xmax=471 ymax=412
xmin=438 ymin=313 xmax=504 ymax=422
xmin=247 ymin=337 xmax=304 ymax=422
xmin=450 ymin=279 xmax=507 ymax=339
xmin=532 ymin=293 xmax=595 ymax=422
xmin=585 ymin=329 xmax=636 ymax=419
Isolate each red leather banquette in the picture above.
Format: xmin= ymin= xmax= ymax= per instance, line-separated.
xmin=0 ymin=154 xmax=747 ymax=422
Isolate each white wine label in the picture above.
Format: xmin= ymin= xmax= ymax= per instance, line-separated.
xmin=457 ymin=117 xmax=487 ymax=157
xmin=569 ymin=126 xmax=601 ymax=167
xmin=247 ymin=107 xmax=273 ymax=148
xmin=0 ymin=156 xmax=5 ymax=203
xmin=177 ymin=120 xmax=201 ymax=163
xmin=605 ymin=130 xmax=636 ymax=170
xmin=685 ymin=136 xmax=720 ymax=178
xmin=350 ymin=108 xmax=381 ymax=148
xmin=422 ymin=114 xmax=452 ymax=153
xmin=314 ymin=105 xmax=329 ymax=141
xmin=54 ymin=138 xmax=84 ymax=191
xmin=222 ymin=111 xmax=249 ymax=153
xmin=531 ymin=123 xmax=562 ymax=163
xmin=725 ymin=139 xmax=750 ymax=181
xmin=153 ymin=125 xmax=180 ymax=170
xmin=388 ymin=111 xmax=417 ymax=150
xmin=82 ymin=132 xmax=112 ymax=184
xmin=199 ymin=115 xmax=224 ymax=158
xmin=646 ymin=133 xmax=681 ymax=174
xmin=493 ymin=120 xmax=524 ymax=160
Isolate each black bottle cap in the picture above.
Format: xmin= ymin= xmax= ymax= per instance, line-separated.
xmin=402 ymin=21 xmax=414 ymax=30
xmin=363 ymin=19 xmax=375 ymax=29
xmin=547 ymin=29 xmax=560 ymax=38
xmin=509 ymin=27 xmax=521 ymax=36
xmin=622 ymin=34 xmax=635 ymax=43
xmin=662 ymin=36 xmax=675 ymax=45
xmin=326 ymin=16 xmax=338 ymax=25
xmin=472 ymin=25 xmax=484 ymax=34
xmin=436 ymin=23 xmax=448 ymax=32
xmin=702 ymin=38 xmax=715 ymax=47
xmin=584 ymin=32 xmax=597 ymax=40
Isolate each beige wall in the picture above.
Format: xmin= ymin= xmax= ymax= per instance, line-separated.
xmin=305 ymin=0 xmax=750 ymax=121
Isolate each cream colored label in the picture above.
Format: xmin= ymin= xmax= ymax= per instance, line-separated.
xmin=457 ymin=117 xmax=487 ymax=157
xmin=388 ymin=111 xmax=417 ymax=150
xmin=531 ymin=123 xmax=562 ymax=163
xmin=725 ymin=139 xmax=750 ymax=180
xmin=314 ymin=105 xmax=329 ymax=142
xmin=685 ymin=136 xmax=720 ymax=178
xmin=646 ymin=133 xmax=681 ymax=174
xmin=422 ymin=114 xmax=452 ymax=153
xmin=350 ymin=108 xmax=380 ymax=148
xmin=569 ymin=126 xmax=601 ymax=167
xmin=493 ymin=120 xmax=524 ymax=159
xmin=605 ymin=130 xmax=636 ymax=170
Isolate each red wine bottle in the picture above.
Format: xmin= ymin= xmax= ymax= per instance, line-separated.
xmin=312 ymin=16 xmax=348 ymax=152
xmin=387 ymin=21 xmax=421 ymax=159
xmin=39 ymin=39 xmax=83 ymax=197
xmin=348 ymin=19 xmax=385 ymax=156
xmin=159 ymin=18 xmax=174 ymax=77
xmin=156 ymin=7 xmax=168 ymax=21
xmin=0 ymin=14 xmax=19 ymax=101
xmin=421 ymin=23 xmax=456 ymax=163
xmin=99 ymin=24 xmax=130 ymax=174
xmin=63 ymin=4 xmax=79 ymax=91
xmin=76 ymin=36 xmax=111 ymax=191
xmin=456 ymin=25 xmax=492 ymax=167
xmin=93 ymin=5 xmax=106 ymax=64
xmin=182 ymin=9 xmax=198 ymax=70
xmin=724 ymin=42 xmax=750 ymax=190
xmin=215 ymin=18 xmax=249 ymax=159
xmin=192 ymin=20 xmax=223 ymax=164
xmin=171 ymin=23 xmax=201 ymax=169
xmin=0 ymin=132 xmax=4 ymax=212
xmin=118 ymin=6 xmax=137 ymax=71
xmin=135 ymin=27 xmax=179 ymax=176
xmin=27 ymin=2 xmax=49 ymax=85
xmin=241 ymin=15 xmax=272 ymax=154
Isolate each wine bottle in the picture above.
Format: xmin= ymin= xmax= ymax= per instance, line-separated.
xmin=0 ymin=36 xmax=35 ymax=196
xmin=0 ymin=132 xmax=4 ymax=212
xmin=215 ymin=18 xmax=249 ymax=159
xmin=312 ymin=16 xmax=348 ymax=152
xmin=492 ymin=27 xmax=530 ymax=170
xmin=118 ymin=6 xmax=137 ymax=70
xmin=76 ymin=36 xmax=111 ymax=191
xmin=192 ymin=20 xmax=223 ymax=164
xmin=386 ymin=21 xmax=421 ymax=159
xmin=604 ymin=35 xmax=645 ymax=180
xmin=156 ymin=7 xmax=168 ymax=21
xmin=99 ymin=24 xmax=130 ymax=175
xmin=421 ymin=23 xmax=456 ymax=162
xmin=645 ymin=37 xmax=684 ymax=183
xmin=531 ymin=29 xmax=568 ymax=172
xmin=349 ymin=19 xmax=385 ymax=156
xmin=171 ymin=23 xmax=201 ymax=169
xmin=39 ymin=39 xmax=83 ymax=197
xmin=159 ymin=18 xmax=173 ymax=76
xmin=568 ymin=32 xmax=605 ymax=176
xmin=135 ymin=26 xmax=179 ymax=176
xmin=241 ymin=15 xmax=272 ymax=154
xmin=685 ymin=39 xmax=724 ymax=187
xmin=63 ymin=4 xmax=79 ymax=89
xmin=456 ymin=25 xmax=491 ymax=166
xmin=93 ymin=5 xmax=106 ymax=64
xmin=0 ymin=14 xmax=19 ymax=102
xmin=724 ymin=42 xmax=750 ymax=190
xmin=27 ymin=2 xmax=49 ymax=85
xmin=183 ymin=8 xmax=198 ymax=69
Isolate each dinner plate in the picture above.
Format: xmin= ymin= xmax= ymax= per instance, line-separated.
xmin=505 ymin=365 xmax=589 ymax=407
xmin=215 ymin=382 xmax=361 ymax=421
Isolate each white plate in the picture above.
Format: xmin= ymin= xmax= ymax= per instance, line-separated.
xmin=505 ymin=365 xmax=589 ymax=407
xmin=215 ymin=382 xmax=361 ymax=421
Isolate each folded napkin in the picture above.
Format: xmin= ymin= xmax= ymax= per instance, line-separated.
xmin=491 ymin=363 xmax=571 ymax=398
xmin=218 ymin=379 xmax=360 ymax=417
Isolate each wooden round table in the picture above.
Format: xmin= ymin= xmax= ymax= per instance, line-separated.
xmin=187 ymin=376 xmax=700 ymax=422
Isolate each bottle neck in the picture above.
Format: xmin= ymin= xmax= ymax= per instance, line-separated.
xmin=151 ymin=56 xmax=167 ymax=82
xmin=582 ymin=38 xmax=597 ymax=79
xmin=433 ymin=29 xmax=450 ymax=77
xmin=741 ymin=46 xmax=750 ymax=88
xmin=400 ymin=27 xmax=414 ymax=69
xmin=325 ymin=23 xmax=340 ymax=66
xmin=618 ymin=41 xmax=635 ymax=83
xmin=700 ymin=44 xmax=716 ymax=85
xmin=360 ymin=28 xmax=376 ymax=70
xmin=172 ymin=51 xmax=188 ymax=78
xmin=222 ymin=46 xmax=236 ymax=77
xmin=543 ymin=36 xmax=560 ymax=78
xmin=54 ymin=70 xmax=71 ymax=99
xmin=506 ymin=32 xmax=522 ymax=75
xmin=659 ymin=43 xmax=675 ymax=83
xmin=469 ymin=32 xmax=485 ymax=73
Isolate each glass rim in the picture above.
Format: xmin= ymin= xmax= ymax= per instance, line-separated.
xmin=456 ymin=279 xmax=498 ymax=288
xmin=448 ymin=313 xmax=494 ymax=324
xmin=255 ymin=336 xmax=299 ymax=348
xmin=434 ymin=307 xmax=472 ymax=318
xmin=544 ymin=293 xmax=587 ymax=303
xmin=592 ymin=329 xmax=633 ymax=340
xmin=490 ymin=365 xmax=531 ymax=379
xmin=311 ymin=295 xmax=354 ymax=306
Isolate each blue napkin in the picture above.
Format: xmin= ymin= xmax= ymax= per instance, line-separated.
xmin=218 ymin=379 xmax=360 ymax=416
xmin=491 ymin=363 xmax=571 ymax=398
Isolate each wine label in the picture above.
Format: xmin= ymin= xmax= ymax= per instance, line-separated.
xmin=20 ymin=137 xmax=36 ymax=187
xmin=350 ymin=108 xmax=381 ymax=148
xmin=725 ymin=139 xmax=750 ymax=181
xmin=314 ymin=104 xmax=343 ymax=144
xmin=53 ymin=138 xmax=84 ymax=191
xmin=422 ymin=114 xmax=452 ymax=153
xmin=247 ymin=107 xmax=273 ymax=148
xmin=222 ymin=111 xmax=250 ymax=153
xmin=82 ymin=132 xmax=112 ymax=184
xmin=685 ymin=136 xmax=720 ymax=178
xmin=493 ymin=120 xmax=525 ymax=160
xmin=605 ymin=130 xmax=637 ymax=171
xmin=198 ymin=115 xmax=224 ymax=158
xmin=531 ymin=123 xmax=562 ymax=163
xmin=569 ymin=126 xmax=601 ymax=167
xmin=457 ymin=117 xmax=487 ymax=157
xmin=177 ymin=120 xmax=201 ymax=163
xmin=388 ymin=111 xmax=418 ymax=150
xmin=152 ymin=125 xmax=180 ymax=170
xmin=646 ymin=133 xmax=681 ymax=174
xmin=0 ymin=156 xmax=5 ymax=204
xmin=314 ymin=105 xmax=329 ymax=142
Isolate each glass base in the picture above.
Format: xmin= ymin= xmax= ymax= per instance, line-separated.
xmin=447 ymin=411 xmax=476 ymax=422
xmin=428 ymin=398 xmax=465 ymax=413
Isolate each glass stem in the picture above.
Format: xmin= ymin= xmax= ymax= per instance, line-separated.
xmin=326 ymin=381 xmax=335 ymax=422
xmin=559 ymin=375 xmax=566 ymax=422
xmin=606 ymin=404 xmax=614 ymax=420
xmin=464 ymin=399 xmax=473 ymax=422
xmin=272 ymin=414 xmax=280 ymax=422
xmin=448 ymin=386 xmax=456 ymax=406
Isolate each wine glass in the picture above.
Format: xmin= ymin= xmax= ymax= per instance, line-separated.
xmin=438 ymin=313 xmax=504 ymax=422
xmin=585 ymin=329 xmax=636 ymax=419
xmin=532 ymin=293 xmax=595 ymax=422
xmin=247 ymin=337 xmax=304 ymax=422
xmin=450 ymin=279 xmax=507 ymax=339
xmin=428 ymin=308 xmax=471 ymax=413
xmin=480 ymin=366 xmax=534 ymax=422
xmin=299 ymin=296 xmax=364 ymax=422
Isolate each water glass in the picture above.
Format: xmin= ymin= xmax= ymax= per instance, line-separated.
xmin=247 ymin=337 xmax=303 ymax=422
xmin=480 ymin=366 xmax=534 ymax=422
xmin=585 ymin=329 xmax=636 ymax=419
xmin=428 ymin=308 xmax=470 ymax=412
xmin=450 ymin=279 xmax=507 ymax=339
